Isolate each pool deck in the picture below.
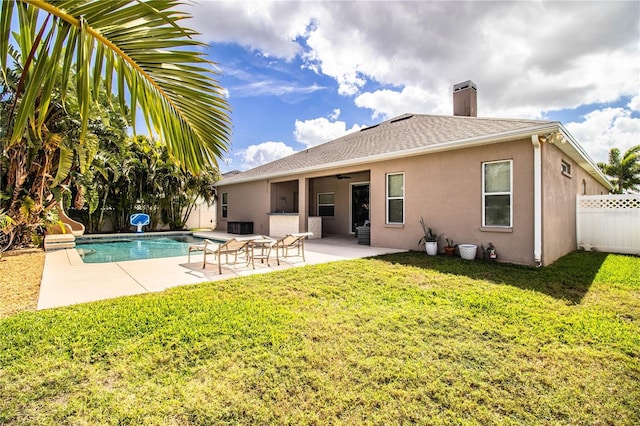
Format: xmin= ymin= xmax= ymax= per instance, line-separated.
xmin=38 ymin=231 xmax=405 ymax=310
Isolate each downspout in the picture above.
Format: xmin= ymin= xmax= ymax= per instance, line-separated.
xmin=532 ymin=134 xmax=543 ymax=266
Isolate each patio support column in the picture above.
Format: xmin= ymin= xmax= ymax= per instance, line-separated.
xmin=532 ymin=134 xmax=542 ymax=266
xmin=298 ymin=177 xmax=309 ymax=232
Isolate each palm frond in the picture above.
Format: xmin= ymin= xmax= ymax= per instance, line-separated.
xmin=1 ymin=0 xmax=231 ymax=173
xmin=51 ymin=143 xmax=72 ymax=187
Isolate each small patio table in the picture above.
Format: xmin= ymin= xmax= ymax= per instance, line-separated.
xmin=251 ymin=238 xmax=276 ymax=266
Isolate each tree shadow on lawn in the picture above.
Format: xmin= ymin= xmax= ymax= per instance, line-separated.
xmin=378 ymin=250 xmax=609 ymax=305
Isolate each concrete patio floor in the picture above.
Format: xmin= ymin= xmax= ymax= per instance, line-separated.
xmin=38 ymin=231 xmax=405 ymax=310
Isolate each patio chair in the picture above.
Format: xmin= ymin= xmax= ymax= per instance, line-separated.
xmin=272 ymin=232 xmax=313 ymax=265
xmin=187 ymin=240 xmax=209 ymax=263
xmin=203 ymin=237 xmax=255 ymax=274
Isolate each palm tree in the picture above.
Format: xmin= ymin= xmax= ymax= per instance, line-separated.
xmin=1 ymin=0 xmax=231 ymax=174
xmin=597 ymin=145 xmax=640 ymax=194
xmin=1 ymin=0 xmax=231 ymax=247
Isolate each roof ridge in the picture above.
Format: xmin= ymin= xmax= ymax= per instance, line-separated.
xmin=407 ymin=112 xmax=555 ymax=123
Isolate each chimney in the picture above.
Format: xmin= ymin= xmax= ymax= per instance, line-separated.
xmin=453 ymin=80 xmax=477 ymax=117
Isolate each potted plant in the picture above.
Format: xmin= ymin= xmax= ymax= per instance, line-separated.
xmin=418 ymin=217 xmax=440 ymax=255
xmin=444 ymin=237 xmax=456 ymax=257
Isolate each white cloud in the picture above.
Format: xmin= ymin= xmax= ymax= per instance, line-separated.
xmin=565 ymin=107 xmax=640 ymax=164
xmin=294 ymin=117 xmax=363 ymax=147
xmin=186 ymin=1 xmax=311 ymax=60
xmin=189 ymin=1 xmax=639 ymax=119
xmin=187 ymin=1 xmax=639 ymax=169
xmin=235 ymin=141 xmax=296 ymax=170
xmin=229 ymin=80 xmax=325 ymax=98
xmin=355 ymin=86 xmax=449 ymax=120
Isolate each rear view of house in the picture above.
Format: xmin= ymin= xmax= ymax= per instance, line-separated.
xmin=215 ymin=81 xmax=612 ymax=266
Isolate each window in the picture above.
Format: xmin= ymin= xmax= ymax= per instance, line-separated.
xmin=386 ymin=173 xmax=404 ymax=224
xmin=221 ymin=192 xmax=228 ymax=219
xmin=318 ymin=193 xmax=335 ymax=216
xmin=561 ymin=160 xmax=572 ymax=177
xmin=483 ymin=160 xmax=512 ymax=227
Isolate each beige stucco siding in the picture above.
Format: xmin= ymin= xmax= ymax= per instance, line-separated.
xmin=216 ymin=180 xmax=271 ymax=235
xmin=540 ymin=142 xmax=610 ymax=265
xmin=369 ymin=138 xmax=536 ymax=265
xmin=216 ymin=169 xmax=369 ymax=236
xmin=215 ymin=136 xmax=608 ymax=266
xmin=310 ymin=171 xmax=370 ymax=235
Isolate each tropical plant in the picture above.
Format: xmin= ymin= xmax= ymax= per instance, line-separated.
xmin=418 ymin=217 xmax=440 ymax=246
xmin=69 ymin=134 xmax=220 ymax=233
xmin=1 ymin=0 xmax=231 ymax=247
xmin=0 ymin=208 xmax=15 ymax=254
xmin=1 ymin=0 xmax=231 ymax=174
xmin=0 ymin=58 xmax=82 ymax=247
xmin=445 ymin=237 xmax=455 ymax=248
xmin=597 ymin=145 xmax=640 ymax=194
xmin=1 ymin=58 xmax=116 ymax=244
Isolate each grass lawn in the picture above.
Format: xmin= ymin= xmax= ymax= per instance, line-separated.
xmin=1 ymin=251 xmax=638 ymax=425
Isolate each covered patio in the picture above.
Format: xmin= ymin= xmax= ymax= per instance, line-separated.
xmin=264 ymin=169 xmax=371 ymax=238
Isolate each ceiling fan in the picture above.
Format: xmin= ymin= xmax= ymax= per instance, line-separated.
xmin=335 ymin=174 xmax=352 ymax=180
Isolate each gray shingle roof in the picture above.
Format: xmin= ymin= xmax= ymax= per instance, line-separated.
xmin=220 ymin=113 xmax=557 ymax=184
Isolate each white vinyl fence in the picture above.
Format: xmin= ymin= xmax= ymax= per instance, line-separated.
xmin=576 ymin=194 xmax=640 ymax=255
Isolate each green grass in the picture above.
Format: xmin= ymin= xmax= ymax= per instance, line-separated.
xmin=1 ymin=251 xmax=639 ymax=425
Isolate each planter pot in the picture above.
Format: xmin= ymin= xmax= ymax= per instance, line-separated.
xmin=459 ymin=244 xmax=477 ymax=260
xmin=444 ymin=246 xmax=456 ymax=257
xmin=425 ymin=241 xmax=438 ymax=255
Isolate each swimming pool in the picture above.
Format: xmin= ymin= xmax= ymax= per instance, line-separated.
xmin=76 ymin=235 xmax=217 ymax=264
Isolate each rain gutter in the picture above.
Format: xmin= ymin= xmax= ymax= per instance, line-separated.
xmin=532 ymin=134 xmax=543 ymax=266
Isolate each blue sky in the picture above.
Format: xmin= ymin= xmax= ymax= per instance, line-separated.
xmin=190 ymin=1 xmax=640 ymax=171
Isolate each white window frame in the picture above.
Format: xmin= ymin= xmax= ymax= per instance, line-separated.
xmin=386 ymin=172 xmax=405 ymax=224
xmin=561 ymin=160 xmax=572 ymax=177
xmin=221 ymin=192 xmax=228 ymax=219
xmin=482 ymin=160 xmax=512 ymax=228
xmin=317 ymin=192 xmax=335 ymax=217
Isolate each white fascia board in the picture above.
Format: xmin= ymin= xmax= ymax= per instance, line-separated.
xmin=554 ymin=124 xmax=614 ymax=190
xmin=217 ymin=123 xmax=564 ymax=186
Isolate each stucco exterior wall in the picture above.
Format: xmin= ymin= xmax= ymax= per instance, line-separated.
xmin=309 ymin=171 xmax=370 ymax=235
xmin=271 ymin=180 xmax=298 ymax=213
xmin=216 ymin=170 xmax=367 ymax=236
xmin=369 ymin=138 xmax=536 ymax=265
xmin=309 ymin=175 xmax=345 ymax=235
xmin=215 ymin=137 xmax=608 ymax=266
xmin=216 ymin=180 xmax=271 ymax=235
xmin=540 ymin=142 xmax=610 ymax=265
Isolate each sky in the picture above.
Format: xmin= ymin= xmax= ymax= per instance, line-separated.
xmin=182 ymin=0 xmax=640 ymax=173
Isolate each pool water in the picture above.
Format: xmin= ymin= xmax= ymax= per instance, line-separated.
xmin=76 ymin=235 xmax=212 ymax=264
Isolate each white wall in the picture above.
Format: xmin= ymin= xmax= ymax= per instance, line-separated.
xmin=184 ymin=202 xmax=216 ymax=230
